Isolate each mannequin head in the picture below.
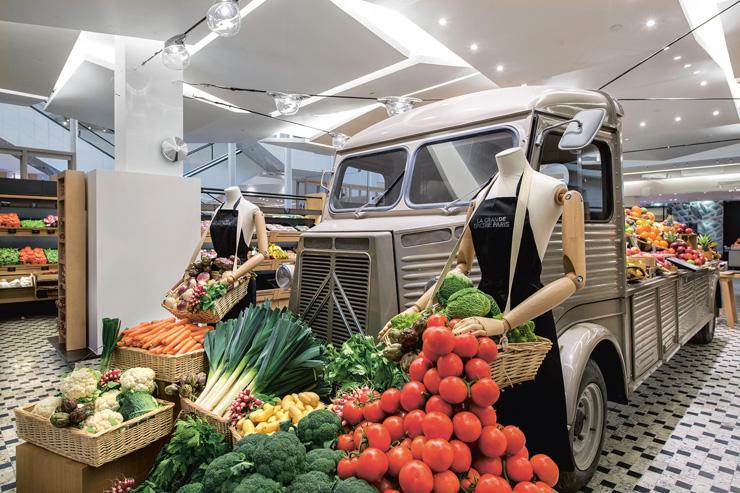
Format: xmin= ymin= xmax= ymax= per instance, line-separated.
xmin=496 ymin=147 xmax=528 ymax=177
xmin=224 ymin=186 xmax=242 ymax=208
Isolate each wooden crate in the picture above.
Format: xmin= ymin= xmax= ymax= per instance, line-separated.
xmin=111 ymin=346 xmax=206 ymax=383
xmin=627 ymin=254 xmax=656 ymax=278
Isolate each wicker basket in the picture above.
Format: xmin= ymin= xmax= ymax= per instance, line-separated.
xmin=491 ymin=336 xmax=552 ymax=389
xmin=163 ymin=277 xmax=251 ymax=324
xmin=14 ymin=399 xmax=174 ymax=467
xmin=230 ymin=426 xmax=243 ymax=448
xmin=179 ymin=396 xmax=232 ymax=443
xmin=110 ymin=346 xmax=206 ymax=383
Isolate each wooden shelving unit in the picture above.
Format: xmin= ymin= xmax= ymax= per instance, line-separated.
xmin=56 ymin=171 xmax=87 ymax=352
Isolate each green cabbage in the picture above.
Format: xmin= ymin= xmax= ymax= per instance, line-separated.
xmin=438 ymin=271 xmax=474 ymax=304
xmin=116 ymin=391 xmax=158 ymax=420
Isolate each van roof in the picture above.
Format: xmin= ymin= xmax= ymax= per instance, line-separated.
xmin=344 ymin=85 xmax=622 ymax=151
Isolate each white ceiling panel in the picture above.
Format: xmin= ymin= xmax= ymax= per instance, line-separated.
xmin=184 ymin=96 xmax=286 ymax=143
xmin=44 ymin=60 xmax=114 ymax=129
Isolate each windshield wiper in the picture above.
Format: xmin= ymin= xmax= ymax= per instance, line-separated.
xmin=353 ymin=170 xmax=405 ymax=218
xmin=440 ymin=172 xmax=498 ymax=215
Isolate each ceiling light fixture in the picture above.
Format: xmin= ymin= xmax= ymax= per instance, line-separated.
xmin=331 ymin=133 xmax=349 ymax=149
xmin=377 ymin=96 xmax=421 ymax=117
xmin=496 ymin=64 xmax=504 ymax=72
xmin=207 ymin=0 xmax=241 ymax=37
xmin=713 ymin=110 xmax=720 ymax=116
xmin=469 ymin=43 xmax=478 ymax=51
xmin=684 ymin=63 xmax=692 ymax=68
xmin=674 ymin=116 xmax=682 ymax=122
xmin=646 ymin=19 xmax=656 ymax=28
xmin=700 ymin=80 xmax=707 ymax=86
xmin=269 ymin=92 xmax=309 ymax=116
xmin=663 ymin=46 xmax=670 ymax=51
xmin=162 ymin=35 xmax=190 ymax=70
xmin=673 ymin=55 xmax=682 ymax=61
xmin=640 ymin=121 xmax=646 ymax=127
xmin=693 ymin=70 xmax=701 ymax=75
xmin=438 ymin=17 xmax=447 ymax=26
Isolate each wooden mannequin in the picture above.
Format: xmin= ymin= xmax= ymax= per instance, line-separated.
xmin=380 ymin=147 xmax=586 ymax=338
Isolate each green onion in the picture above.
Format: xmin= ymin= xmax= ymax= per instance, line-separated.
xmin=99 ymin=318 xmax=122 ymax=371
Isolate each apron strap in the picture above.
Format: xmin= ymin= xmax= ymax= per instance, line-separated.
xmin=232 ymin=203 xmax=244 ymax=274
xmin=189 ymin=201 xmax=225 ymax=265
xmin=504 ymin=164 xmax=534 ymax=313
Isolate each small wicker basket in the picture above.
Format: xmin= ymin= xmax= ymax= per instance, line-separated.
xmin=14 ymin=399 xmax=174 ymax=467
xmin=230 ymin=426 xmax=243 ymax=448
xmin=179 ymin=396 xmax=232 ymax=443
xmin=491 ymin=336 xmax=552 ymax=389
xmin=163 ymin=277 xmax=251 ymax=324
xmin=110 ymin=346 xmax=207 ymax=383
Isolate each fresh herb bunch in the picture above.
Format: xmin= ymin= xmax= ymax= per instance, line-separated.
xmin=198 ymin=282 xmax=228 ymax=312
xmin=323 ymin=334 xmax=408 ymax=393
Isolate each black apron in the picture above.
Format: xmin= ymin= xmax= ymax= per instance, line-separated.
xmin=469 ymin=177 xmax=574 ymax=471
xmin=209 ymin=198 xmax=256 ymax=319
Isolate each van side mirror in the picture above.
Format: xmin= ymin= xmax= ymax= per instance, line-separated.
xmin=534 ymin=108 xmax=606 ymax=151
xmin=319 ymin=170 xmax=334 ymax=191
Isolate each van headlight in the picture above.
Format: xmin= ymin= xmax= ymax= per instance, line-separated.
xmin=276 ymin=263 xmax=294 ymax=289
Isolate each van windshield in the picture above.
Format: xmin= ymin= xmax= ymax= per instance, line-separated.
xmin=330 ymin=148 xmax=407 ymax=211
xmin=408 ymin=129 xmax=516 ymax=206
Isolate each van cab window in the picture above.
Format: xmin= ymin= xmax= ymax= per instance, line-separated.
xmin=538 ymin=133 xmax=612 ymax=221
xmin=408 ymin=130 xmax=515 ymax=206
xmin=330 ymin=148 xmax=407 ymax=211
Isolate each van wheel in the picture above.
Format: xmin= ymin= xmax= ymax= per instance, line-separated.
xmin=691 ymin=315 xmax=715 ymax=344
xmin=557 ymin=361 xmax=607 ymax=493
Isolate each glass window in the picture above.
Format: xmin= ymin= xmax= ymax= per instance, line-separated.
xmin=330 ymin=149 xmax=407 ymax=211
xmin=408 ymin=130 xmax=515 ymax=206
xmin=538 ymin=133 xmax=612 ymax=221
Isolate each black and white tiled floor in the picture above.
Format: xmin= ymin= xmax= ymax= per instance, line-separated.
xmin=0 ymin=316 xmax=738 ymax=493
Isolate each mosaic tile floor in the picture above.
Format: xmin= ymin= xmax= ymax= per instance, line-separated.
xmin=0 ymin=316 xmax=738 ymax=493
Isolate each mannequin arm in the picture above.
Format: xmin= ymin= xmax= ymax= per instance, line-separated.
xmin=454 ymin=190 xmax=586 ymax=337
xmin=222 ymin=210 xmax=270 ymax=284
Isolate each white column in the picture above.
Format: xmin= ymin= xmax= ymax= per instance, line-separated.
xmin=68 ymin=119 xmax=78 ymax=163
xmin=114 ymin=36 xmax=184 ymax=176
xmin=227 ymin=143 xmax=237 ymax=186
xmin=284 ymin=147 xmax=293 ymax=209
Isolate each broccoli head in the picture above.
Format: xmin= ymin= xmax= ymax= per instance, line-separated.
xmin=296 ymin=410 xmax=342 ymax=450
xmin=202 ymin=451 xmax=252 ymax=493
xmin=287 ymin=471 xmax=334 ymax=493
xmin=252 ymin=431 xmax=306 ymax=485
xmin=445 ymin=287 xmax=499 ymax=319
xmin=176 ymin=483 xmax=203 ymax=493
xmin=333 ymin=477 xmax=377 ymax=493
xmin=304 ymin=448 xmax=343 ymax=475
xmin=232 ymin=473 xmax=284 ymax=493
xmin=234 ymin=432 xmax=269 ymax=462
xmin=438 ymin=271 xmax=474 ymax=304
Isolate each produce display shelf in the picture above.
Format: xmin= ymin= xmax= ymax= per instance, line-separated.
xmin=0 ymin=193 xmax=56 ymax=202
xmin=0 ymin=227 xmax=57 ymax=236
xmin=0 ymin=263 xmax=58 ymax=274
xmin=268 ymin=231 xmax=301 ymax=243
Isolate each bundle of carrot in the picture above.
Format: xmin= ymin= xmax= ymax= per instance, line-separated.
xmin=118 ymin=318 xmax=213 ymax=355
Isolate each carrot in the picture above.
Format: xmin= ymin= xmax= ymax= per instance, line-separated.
xmin=161 ymin=330 xmax=191 ymax=353
xmin=140 ymin=323 xmax=177 ymax=347
xmin=193 ymin=335 xmax=205 ymax=344
xmin=162 ymin=326 xmax=189 ymax=345
xmin=176 ymin=339 xmax=198 ymax=355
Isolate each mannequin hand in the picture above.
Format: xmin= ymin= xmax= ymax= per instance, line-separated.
xmin=378 ymin=306 xmax=419 ymax=340
xmin=452 ymin=317 xmax=508 ymax=338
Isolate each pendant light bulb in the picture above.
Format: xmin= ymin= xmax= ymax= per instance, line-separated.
xmin=331 ymin=133 xmax=349 ymax=149
xmin=162 ymin=35 xmax=190 ymax=70
xmin=207 ymin=0 xmax=241 ymax=37
xmin=269 ymin=92 xmax=308 ymax=116
xmin=378 ymin=96 xmax=421 ymax=117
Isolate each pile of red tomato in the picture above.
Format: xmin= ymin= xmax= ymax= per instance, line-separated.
xmin=335 ymin=314 xmax=560 ymax=492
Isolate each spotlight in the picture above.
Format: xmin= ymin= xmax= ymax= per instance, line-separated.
xmin=331 ymin=133 xmax=349 ymax=149
xmin=162 ymin=35 xmax=190 ymax=70
xmin=377 ymin=96 xmax=421 ymax=117
xmin=207 ymin=0 xmax=241 ymax=37
xmin=269 ymin=92 xmax=308 ymax=116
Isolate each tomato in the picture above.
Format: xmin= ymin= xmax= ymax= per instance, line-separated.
xmin=400 ymin=437 xmax=412 ymax=449
xmin=381 ymin=388 xmax=402 ymax=414
xmin=465 ymin=358 xmax=492 ymax=381
xmin=449 ymin=439 xmax=472 ymax=473
xmin=387 ymin=444 xmax=414 ymax=477
xmin=512 ymin=446 xmax=529 ymax=459
xmin=355 ymin=447 xmax=389 ymax=483
xmin=423 ymin=368 xmax=441 ymax=394
xmin=534 ymin=481 xmax=556 ymax=493
xmin=404 ymin=409 xmax=426 ymax=438
xmin=478 ymin=426 xmax=507 ymax=457
xmin=425 ymin=395 xmax=453 ymax=417
xmin=422 ymin=438 xmax=454 ymax=472
xmin=461 ymin=468 xmax=480 ymax=491
xmin=475 ymin=474 xmax=512 ymax=493
xmin=427 ymin=313 xmax=448 ymax=328
xmin=477 ymin=337 xmax=498 ymax=362
xmin=452 ymin=411 xmax=482 ymax=442
xmin=469 ymin=404 xmax=497 ymax=426
xmin=385 ymin=490 xmax=401 ymax=493
xmin=410 ymin=435 xmax=427 ymax=460
xmin=448 ymin=318 xmax=461 ymax=329
xmin=410 ymin=357 xmax=433 ymax=382
xmin=343 ymin=401 xmax=364 ymax=425
xmin=453 ymin=332 xmax=478 ymax=358
xmin=357 ymin=389 xmax=380 ymax=404
xmin=383 ymin=415 xmax=405 ymax=442
xmin=336 ymin=433 xmax=355 ymax=452
xmin=401 ymin=381 xmax=427 ymax=411
xmin=513 ymin=482 xmax=541 ymax=493
xmin=423 ymin=326 xmax=455 ymax=355
xmin=470 ymin=378 xmax=500 ymax=407
xmin=365 ymin=423 xmax=392 ymax=451
xmin=337 ymin=457 xmax=356 ymax=479
xmin=363 ymin=399 xmax=386 ymax=423
xmin=530 ymin=454 xmax=559 ymax=487
xmin=473 ymin=456 xmax=502 ymax=476
xmin=438 ymin=376 xmax=468 ymax=404
xmin=375 ymin=477 xmax=395 ymax=492
xmin=433 ymin=470 xmax=459 ymax=493
xmin=436 ymin=353 xmax=464 ymax=378
xmin=506 ymin=456 xmax=533 ymax=483
xmin=398 ymin=460 xmax=434 ymax=493
xmin=422 ymin=411 xmax=453 ymax=440
xmin=502 ymin=425 xmax=526 ymax=456
xmin=353 ymin=421 xmax=370 ymax=449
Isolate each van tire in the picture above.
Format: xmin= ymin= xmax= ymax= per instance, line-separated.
xmin=557 ymin=361 xmax=607 ymax=493
xmin=691 ymin=315 xmax=715 ymax=344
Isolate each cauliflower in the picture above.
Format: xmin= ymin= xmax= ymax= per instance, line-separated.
xmin=120 ymin=367 xmax=156 ymax=393
xmin=60 ymin=368 xmax=101 ymax=401
xmin=94 ymin=389 xmax=120 ymax=413
xmin=33 ymin=396 xmax=62 ymax=419
xmin=84 ymin=409 xmax=123 ymax=434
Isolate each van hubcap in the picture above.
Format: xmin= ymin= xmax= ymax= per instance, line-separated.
xmin=572 ymin=383 xmax=604 ymax=471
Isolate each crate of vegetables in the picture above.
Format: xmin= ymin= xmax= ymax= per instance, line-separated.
xmin=179 ymin=396 xmax=232 ymax=441
xmin=111 ymin=318 xmax=211 ymax=383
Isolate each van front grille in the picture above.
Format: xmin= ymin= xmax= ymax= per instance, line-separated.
xmin=298 ymin=251 xmax=370 ymax=344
